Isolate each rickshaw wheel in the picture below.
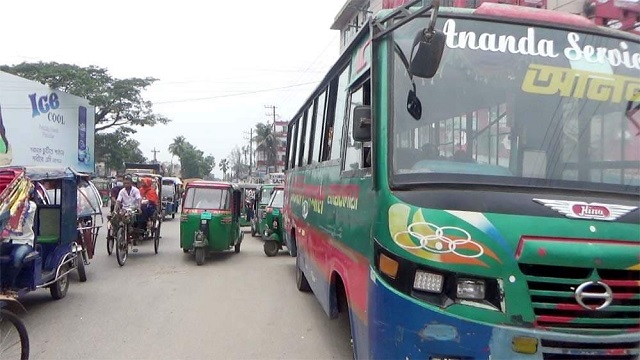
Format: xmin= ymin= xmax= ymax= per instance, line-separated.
xmin=0 ymin=308 xmax=29 ymax=360
xmin=195 ymin=248 xmax=205 ymax=266
xmin=107 ymin=235 xmax=114 ymax=256
xmin=182 ymin=248 xmax=189 ymax=254
xmin=234 ymin=242 xmax=241 ymax=254
xmin=263 ymin=241 xmax=279 ymax=257
xmin=50 ymin=269 xmax=69 ymax=300
xmin=76 ymin=254 xmax=87 ymax=282
xmin=116 ymin=227 xmax=128 ymax=267
xmin=153 ymin=216 xmax=161 ymax=254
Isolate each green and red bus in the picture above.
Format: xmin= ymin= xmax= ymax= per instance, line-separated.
xmin=282 ymin=0 xmax=640 ymax=359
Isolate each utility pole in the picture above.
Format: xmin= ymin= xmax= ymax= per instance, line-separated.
xmin=151 ymin=148 xmax=160 ymax=163
xmin=242 ymin=128 xmax=253 ymax=178
xmin=264 ymin=105 xmax=278 ymax=173
xmin=264 ymin=105 xmax=277 ymax=132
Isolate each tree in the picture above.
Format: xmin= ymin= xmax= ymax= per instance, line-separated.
xmin=168 ymin=136 xmax=188 ymax=159
xmin=94 ymin=128 xmax=146 ymax=173
xmin=0 ymin=62 xmax=170 ymax=133
xmin=254 ymin=122 xmax=278 ymax=173
xmin=229 ymin=146 xmax=246 ymax=181
xmin=169 ymin=137 xmax=215 ymax=179
xmin=219 ymin=159 xmax=229 ymax=181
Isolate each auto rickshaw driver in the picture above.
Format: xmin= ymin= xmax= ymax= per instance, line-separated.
xmin=0 ymin=189 xmax=37 ymax=292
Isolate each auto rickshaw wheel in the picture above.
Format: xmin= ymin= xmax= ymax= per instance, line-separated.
xmin=182 ymin=248 xmax=189 ymax=254
xmin=172 ymin=213 xmax=175 ymax=219
xmin=76 ymin=253 xmax=87 ymax=282
xmin=195 ymin=247 xmax=205 ymax=266
xmin=263 ymin=240 xmax=279 ymax=257
xmin=234 ymin=242 xmax=241 ymax=254
xmin=50 ymin=268 xmax=70 ymax=300
xmin=0 ymin=308 xmax=30 ymax=360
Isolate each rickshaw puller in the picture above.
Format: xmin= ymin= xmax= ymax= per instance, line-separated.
xmin=116 ymin=177 xmax=142 ymax=213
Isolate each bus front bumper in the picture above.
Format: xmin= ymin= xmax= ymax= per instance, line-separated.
xmin=369 ymin=270 xmax=639 ymax=360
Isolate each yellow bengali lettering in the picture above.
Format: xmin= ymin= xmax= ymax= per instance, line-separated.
xmin=521 ymin=64 xmax=639 ymax=104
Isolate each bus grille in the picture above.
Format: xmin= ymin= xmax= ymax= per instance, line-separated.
xmin=519 ymin=263 xmax=640 ymax=331
xmin=541 ymin=339 xmax=640 ymax=360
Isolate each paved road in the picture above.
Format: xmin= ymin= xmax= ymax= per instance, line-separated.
xmin=19 ymin=216 xmax=352 ymax=360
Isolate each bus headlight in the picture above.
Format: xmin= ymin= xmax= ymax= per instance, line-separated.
xmin=413 ymin=270 xmax=444 ymax=293
xmin=456 ymin=279 xmax=485 ymax=300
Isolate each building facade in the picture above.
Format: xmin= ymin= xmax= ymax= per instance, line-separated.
xmin=255 ymin=120 xmax=288 ymax=176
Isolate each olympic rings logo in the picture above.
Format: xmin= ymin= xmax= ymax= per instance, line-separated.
xmin=393 ymin=222 xmax=484 ymax=258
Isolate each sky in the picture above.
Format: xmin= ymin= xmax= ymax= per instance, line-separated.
xmin=0 ymin=0 xmax=347 ymax=177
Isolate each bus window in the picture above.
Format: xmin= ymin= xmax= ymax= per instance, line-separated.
xmin=288 ymin=122 xmax=298 ymax=169
xmin=329 ymin=65 xmax=351 ymax=161
xmin=298 ymin=108 xmax=309 ymax=167
xmin=312 ymin=91 xmax=327 ymax=164
xmin=304 ymin=103 xmax=315 ymax=166
xmin=344 ymin=84 xmax=366 ymax=171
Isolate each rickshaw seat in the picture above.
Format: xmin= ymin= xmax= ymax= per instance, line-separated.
xmin=37 ymin=207 xmax=61 ymax=244
xmin=37 ymin=235 xmax=59 ymax=244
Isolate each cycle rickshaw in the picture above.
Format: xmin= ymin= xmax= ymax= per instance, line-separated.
xmin=107 ymin=173 xmax=162 ymax=266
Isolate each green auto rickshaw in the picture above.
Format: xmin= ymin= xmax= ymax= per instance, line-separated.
xmin=180 ymin=181 xmax=243 ymax=265
xmin=263 ymin=187 xmax=288 ymax=257
xmin=250 ymin=184 xmax=281 ymax=238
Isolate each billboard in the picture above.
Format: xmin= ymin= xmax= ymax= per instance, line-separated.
xmin=0 ymin=71 xmax=95 ymax=173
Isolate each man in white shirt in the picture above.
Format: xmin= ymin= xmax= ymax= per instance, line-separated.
xmin=116 ymin=177 xmax=142 ymax=210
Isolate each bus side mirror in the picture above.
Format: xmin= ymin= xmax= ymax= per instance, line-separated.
xmin=409 ymin=29 xmax=445 ymax=79
xmin=352 ymin=105 xmax=372 ymax=142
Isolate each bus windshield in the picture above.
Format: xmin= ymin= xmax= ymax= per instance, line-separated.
xmin=391 ymin=17 xmax=640 ymax=192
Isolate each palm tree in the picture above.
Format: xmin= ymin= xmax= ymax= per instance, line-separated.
xmin=254 ymin=122 xmax=278 ymax=173
xmin=219 ymin=159 xmax=229 ymax=181
xmin=168 ymin=136 xmax=187 ymax=158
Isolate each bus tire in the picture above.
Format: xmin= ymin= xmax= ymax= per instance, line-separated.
xmin=296 ymin=256 xmax=311 ymax=292
xmin=335 ymin=277 xmax=356 ymax=360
